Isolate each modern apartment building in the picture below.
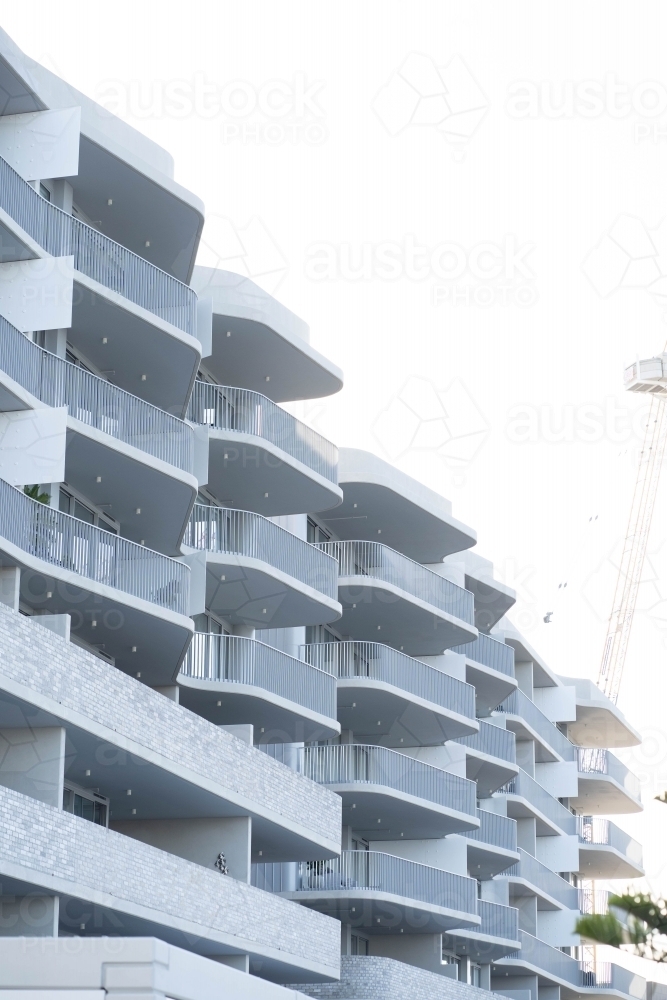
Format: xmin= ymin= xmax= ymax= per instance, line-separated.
xmin=0 ymin=25 xmax=655 ymax=1000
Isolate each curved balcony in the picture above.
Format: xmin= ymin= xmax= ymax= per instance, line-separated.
xmin=0 ymin=155 xmax=200 ymax=413
xmin=454 ymin=721 xmax=519 ymax=797
xmin=178 ymin=633 xmax=339 ymax=742
xmin=263 ymin=743 xmax=478 ymax=840
xmin=0 ymin=478 xmax=192 ymax=684
xmin=498 ymin=848 xmax=579 ymax=910
xmin=452 ymin=633 xmax=518 ymax=716
xmin=445 ymin=899 xmax=520 ymax=962
xmin=187 ymin=382 xmax=342 ymax=515
xmin=317 ymin=540 xmax=476 ymax=655
xmin=253 ymin=850 xmax=479 ymax=934
xmin=185 ymin=504 xmax=340 ymax=628
xmin=576 ymin=816 xmax=644 ymax=878
xmin=302 ymin=640 xmax=477 ymax=747
xmin=494 ymin=769 xmax=576 ymax=836
xmin=0 ymin=315 xmax=196 ymax=555
xmin=572 ymin=749 xmax=642 ymax=814
xmin=496 ymin=688 xmax=575 ymax=763
xmin=461 ymin=808 xmax=519 ymax=880
xmin=493 ymin=930 xmax=582 ymax=989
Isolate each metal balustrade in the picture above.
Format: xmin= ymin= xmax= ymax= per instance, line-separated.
xmin=317 ymin=540 xmax=475 ymax=624
xmin=0 ymin=154 xmax=197 ymax=334
xmin=580 ymin=963 xmax=642 ymax=995
xmin=185 ymin=504 xmax=338 ymax=599
xmin=260 ymin=743 xmax=477 ymax=817
xmin=187 ymin=382 xmax=338 ymax=483
xmin=462 ymin=808 xmax=517 ymax=852
xmin=503 ymin=930 xmax=581 ymax=985
xmin=577 ymin=748 xmax=642 ymax=801
xmin=0 ymin=478 xmax=189 ymax=613
xmin=451 ymin=633 xmax=515 ymax=676
xmin=477 ymin=899 xmax=519 ymax=941
xmin=301 ymin=641 xmax=476 ymax=719
xmin=576 ymin=816 xmax=643 ymax=866
xmin=454 ymin=720 xmax=516 ymax=763
xmin=579 ymin=887 xmax=614 ymax=915
xmin=0 ymin=315 xmax=193 ymax=472
xmin=496 ymin=770 xmax=576 ymax=834
xmin=504 ymin=849 xmax=578 ymax=908
xmin=180 ymin=633 xmax=336 ymax=719
xmin=496 ymin=689 xmax=575 ymax=761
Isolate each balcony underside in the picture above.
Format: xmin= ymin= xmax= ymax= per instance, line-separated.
xmin=496 ymin=792 xmax=564 ymax=836
xmin=465 ymin=574 xmax=516 ymax=632
xmin=65 ymin=420 xmax=196 ymax=556
xmin=501 ymin=714 xmax=562 ymax=763
xmin=281 ymin=889 xmax=480 ymax=934
xmin=465 ymin=659 xmax=518 ymax=716
xmin=204 ymin=552 xmax=341 ymax=629
xmin=337 ymin=678 xmax=478 ymax=748
xmin=464 ymin=750 xmax=519 ymax=798
xmin=443 ymin=926 xmax=521 ymax=963
xmin=568 ymin=703 xmax=641 ymax=750
xmin=336 ymin=786 xmax=479 ymax=840
xmin=578 ymin=843 xmax=644 ymax=879
xmin=336 ymin=579 xmax=476 ymax=655
xmin=465 ymin=841 xmax=520 ymax=881
xmin=0 ymin=546 xmax=191 ymax=686
xmin=571 ymin=775 xmax=642 ymax=815
xmin=206 ymin=432 xmax=342 ymax=516
xmin=177 ymin=674 xmax=340 ymax=743
xmin=502 ymin=877 xmax=569 ymax=912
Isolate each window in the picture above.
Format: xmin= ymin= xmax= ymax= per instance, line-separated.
xmin=350 ymin=935 xmax=369 ymax=956
xmin=62 ymin=782 xmax=109 ymax=827
xmin=192 ymin=613 xmax=227 ymax=635
xmin=307 ymin=517 xmax=331 ymax=544
xmin=351 ymin=838 xmax=369 ymax=851
xmin=470 ymin=964 xmax=481 ymax=987
xmin=305 ymin=624 xmax=340 ymax=644
xmin=39 ymin=183 xmax=51 ymax=202
xmin=59 ymin=487 xmax=119 ymax=534
xmin=441 ymin=951 xmax=461 ymax=979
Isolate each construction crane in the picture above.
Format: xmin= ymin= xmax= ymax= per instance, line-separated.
xmin=597 ymin=352 xmax=667 ymax=704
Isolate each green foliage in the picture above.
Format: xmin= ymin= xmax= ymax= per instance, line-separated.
xmin=576 ymin=912 xmax=625 ymax=948
xmin=23 ymin=485 xmax=51 ymax=505
xmin=575 ymin=893 xmax=667 ymax=963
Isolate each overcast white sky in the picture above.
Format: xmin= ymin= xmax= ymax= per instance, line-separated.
xmin=5 ymin=0 xmax=667 ymax=975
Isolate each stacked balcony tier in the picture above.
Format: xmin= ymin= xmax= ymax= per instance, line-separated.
xmin=187 ymin=382 xmax=342 ymax=514
xmin=185 ymin=504 xmax=341 ymax=628
xmin=317 ymin=540 xmax=477 ymax=654
xmin=444 ymin=898 xmax=521 ymax=962
xmin=497 ymin=848 xmax=579 ymax=910
xmin=576 ymin=815 xmax=644 ymax=878
xmin=452 ymin=633 xmax=518 ymax=715
xmin=453 ymin=721 xmax=519 ymax=796
xmin=460 ymin=808 xmax=519 ymax=879
xmin=495 ymin=688 xmax=575 ymax=762
xmin=303 ymin=640 xmax=478 ymax=746
xmin=262 ymin=743 xmax=479 ymax=839
xmin=253 ymin=850 xmax=480 ymax=934
xmin=178 ymin=633 xmax=340 ymax=742
xmin=494 ymin=769 xmax=576 ymax=836
xmin=571 ymin=748 xmax=642 ymax=814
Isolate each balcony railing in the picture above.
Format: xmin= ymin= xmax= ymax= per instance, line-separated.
xmin=576 ymin=749 xmax=642 ymax=801
xmin=504 ymin=849 xmax=578 ymax=908
xmin=580 ymin=962 xmax=643 ymax=995
xmin=0 ymin=315 xmax=193 ymax=472
xmin=317 ymin=540 xmax=475 ymax=624
xmin=462 ymin=808 xmax=517 ymax=853
xmin=0 ymin=478 xmax=189 ymax=613
xmin=477 ymin=899 xmax=519 ymax=941
xmin=503 ymin=930 xmax=581 ymax=985
xmin=451 ymin=633 xmax=515 ymax=676
xmin=576 ymin=816 xmax=643 ymax=866
xmin=454 ymin=720 xmax=516 ymax=763
xmin=0 ymin=154 xmax=197 ymax=334
xmin=301 ymin=641 xmax=476 ymax=720
xmin=253 ymin=851 xmax=477 ymax=916
xmin=497 ymin=770 xmax=576 ymax=834
xmin=496 ymin=689 xmax=575 ymax=761
xmin=579 ymin=887 xmax=615 ymax=915
xmin=187 ymin=382 xmax=338 ymax=484
xmin=180 ymin=633 xmax=336 ymax=719
xmin=185 ymin=504 xmax=338 ymax=600
xmin=261 ymin=743 xmax=477 ymax=817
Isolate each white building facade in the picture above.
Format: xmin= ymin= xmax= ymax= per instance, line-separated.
xmin=0 ymin=26 xmax=656 ymax=1000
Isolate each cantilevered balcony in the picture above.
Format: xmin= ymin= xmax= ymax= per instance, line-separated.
xmin=577 ymin=816 xmax=644 ymax=878
xmin=0 ymin=314 xmax=196 ymax=554
xmin=187 ymin=382 xmax=342 ymax=515
xmin=253 ymin=850 xmax=480 ymax=934
xmin=185 ymin=504 xmax=341 ymax=628
xmin=461 ymin=808 xmax=519 ymax=879
xmin=317 ymin=540 xmax=477 ymax=655
xmin=452 ymin=633 xmax=518 ymax=715
xmin=0 ymin=155 xmax=201 ymax=413
xmin=494 ymin=769 xmax=576 ymax=836
xmin=572 ymin=749 xmax=642 ymax=814
xmin=0 ymin=478 xmax=192 ymax=683
xmin=495 ymin=688 xmax=575 ymax=763
xmin=178 ymin=633 xmax=340 ymax=742
xmin=453 ymin=721 xmax=519 ymax=797
xmin=302 ymin=640 xmax=478 ymax=747
xmin=263 ymin=743 xmax=479 ymax=840
xmin=444 ymin=898 xmax=520 ymax=962
xmin=497 ymin=848 xmax=579 ymax=910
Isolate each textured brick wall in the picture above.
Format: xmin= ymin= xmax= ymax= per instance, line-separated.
xmin=0 ymin=782 xmax=340 ymax=974
xmin=0 ymin=605 xmax=340 ymax=845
